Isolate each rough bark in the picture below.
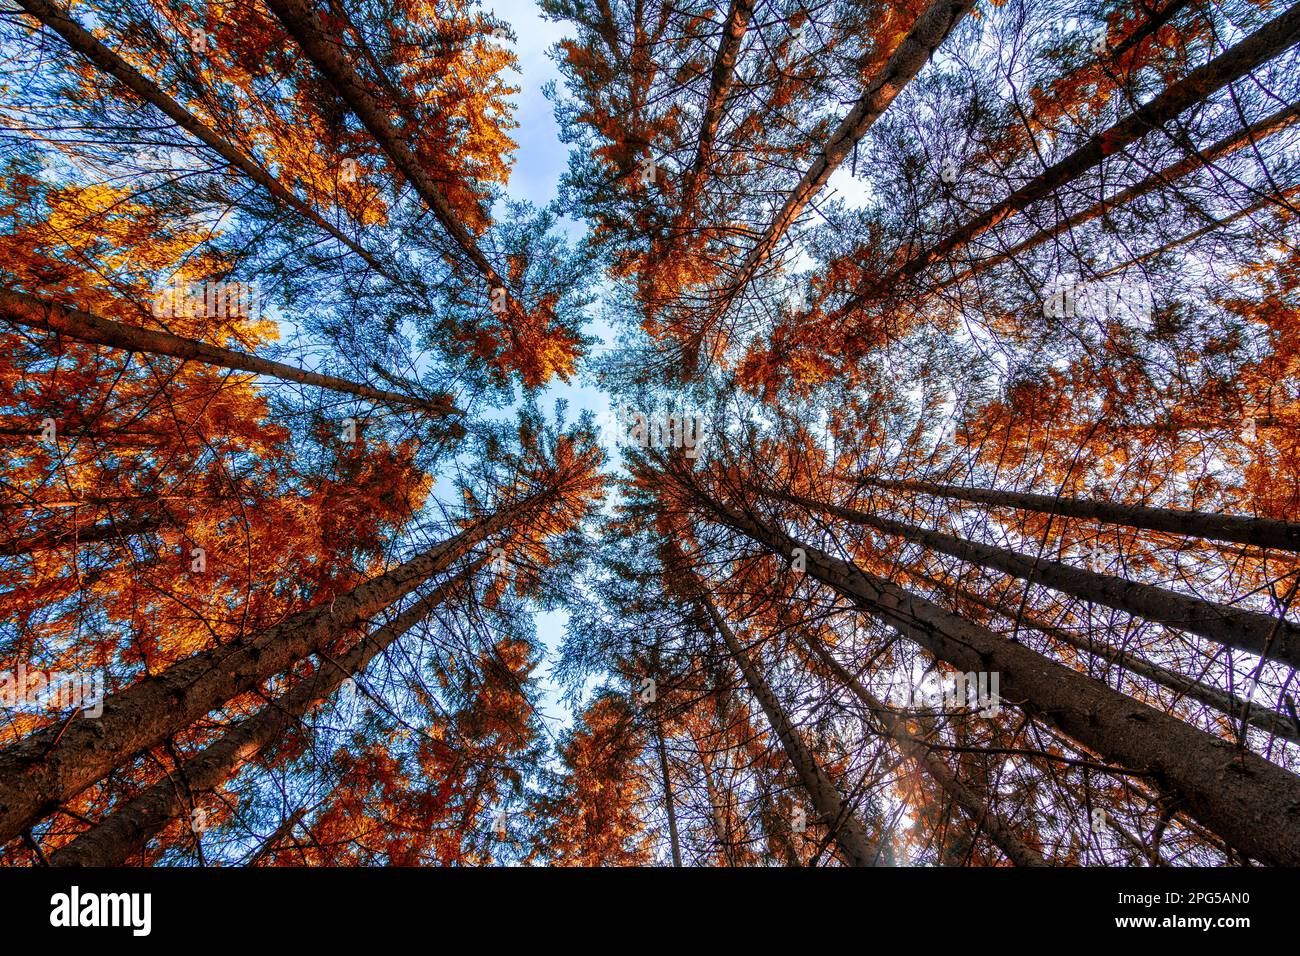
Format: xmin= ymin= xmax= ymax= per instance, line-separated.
xmin=0 ymin=487 xmax=548 ymax=842
xmin=758 ymin=484 xmax=1300 ymax=667
xmin=1 ymin=290 xmax=455 ymax=416
xmin=676 ymin=0 xmax=755 ymax=221
xmin=49 ymin=565 xmax=479 ymax=866
xmin=859 ymin=476 xmax=1300 ymax=551
xmin=914 ymin=569 xmax=1300 ymax=744
xmin=687 ymin=484 xmax=1300 ymax=865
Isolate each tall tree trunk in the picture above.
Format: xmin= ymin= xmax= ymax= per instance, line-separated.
xmin=0 ymin=514 xmax=162 ymax=557
xmin=688 ymin=578 xmax=882 ymax=866
xmin=829 ymin=2 xmax=1300 ymax=316
xmin=675 ymin=0 xmax=754 ymax=223
xmin=937 ymin=98 xmax=1300 ymax=292
xmin=857 ymin=476 xmax=1300 ymax=551
xmin=1096 ymin=180 xmax=1300 ymax=278
xmin=1 ymin=290 xmax=455 ymax=416
xmin=244 ymin=808 xmax=309 ymax=867
xmin=721 ymin=0 xmax=975 ymax=305
xmin=915 ymin=568 xmax=1300 ymax=744
xmin=686 ymin=482 xmax=1300 ymax=865
xmin=757 ymin=484 xmax=1300 ymax=667
xmin=48 ymin=563 xmax=480 ymax=866
xmin=261 ymin=0 xmax=510 ymax=299
xmin=654 ymin=719 xmax=683 ymax=867
xmin=0 ymin=486 xmax=549 ymax=842
xmin=800 ymin=633 xmax=1048 ymax=866
xmin=13 ymin=0 xmax=400 ymax=283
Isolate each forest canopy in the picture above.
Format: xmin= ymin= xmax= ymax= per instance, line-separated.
xmin=0 ymin=0 xmax=1298 ymax=868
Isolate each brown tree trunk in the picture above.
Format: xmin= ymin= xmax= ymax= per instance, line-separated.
xmin=1 ymin=290 xmax=455 ymax=416
xmin=687 ymin=484 xmax=1300 ymax=865
xmin=48 ymin=564 xmax=480 ymax=866
xmin=244 ymin=808 xmax=308 ymax=867
xmin=723 ymin=0 xmax=976 ymax=303
xmin=676 ymin=0 xmax=755 ymax=221
xmin=859 ymin=475 xmax=1300 ymax=551
xmin=914 ymin=569 xmax=1300 ymax=744
xmin=830 ymin=2 xmax=1300 ymax=315
xmin=0 ymin=514 xmax=162 ymax=557
xmin=13 ymin=0 xmax=400 ymax=283
xmin=800 ymin=633 xmax=1049 ymax=866
xmin=689 ymin=581 xmax=882 ymax=866
xmin=0 ymin=488 xmax=547 ymax=842
xmin=654 ymin=720 xmax=683 ymax=867
xmin=758 ymin=484 xmax=1300 ymax=667
xmin=262 ymin=0 xmax=510 ymax=298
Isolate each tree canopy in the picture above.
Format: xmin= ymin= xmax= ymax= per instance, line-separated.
xmin=1 ymin=0 xmax=1298 ymax=868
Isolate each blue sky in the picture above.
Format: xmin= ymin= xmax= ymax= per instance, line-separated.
xmin=489 ymin=0 xmax=609 ymax=728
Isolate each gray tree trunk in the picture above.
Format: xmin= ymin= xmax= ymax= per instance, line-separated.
xmin=759 ymin=484 xmax=1300 ymax=667
xmin=859 ymin=476 xmax=1300 ymax=551
xmin=686 ymin=481 xmax=1300 ymax=865
xmin=1 ymin=290 xmax=454 ymax=416
xmin=0 ymin=488 xmax=548 ymax=842
xmin=690 ymin=580 xmax=882 ymax=866
xmin=49 ymin=564 xmax=480 ymax=865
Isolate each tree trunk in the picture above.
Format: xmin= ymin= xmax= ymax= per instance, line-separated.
xmin=654 ymin=720 xmax=683 ymax=867
xmin=261 ymin=0 xmax=509 ymax=298
xmin=684 ymin=715 xmax=735 ymax=865
xmin=13 ymin=0 xmax=400 ymax=283
xmin=914 ymin=569 xmax=1300 ymax=744
xmin=1 ymin=290 xmax=455 ymax=416
xmin=758 ymin=484 xmax=1300 ymax=667
xmin=0 ymin=514 xmax=161 ymax=557
xmin=800 ymin=633 xmax=1048 ymax=866
xmin=830 ymin=2 xmax=1300 ymax=315
xmin=1095 ymin=180 xmax=1300 ymax=278
xmin=1109 ymin=0 xmax=1193 ymax=61
xmin=937 ymin=98 xmax=1300 ymax=292
xmin=689 ymin=485 xmax=1300 ymax=865
xmin=859 ymin=475 xmax=1300 ymax=551
xmin=244 ymin=808 xmax=308 ymax=867
xmin=0 ymin=487 xmax=547 ymax=842
xmin=689 ymin=580 xmax=882 ymax=866
xmin=723 ymin=0 xmax=975 ymax=302
xmin=48 ymin=564 xmax=480 ymax=866
xmin=676 ymin=0 xmax=754 ymax=221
